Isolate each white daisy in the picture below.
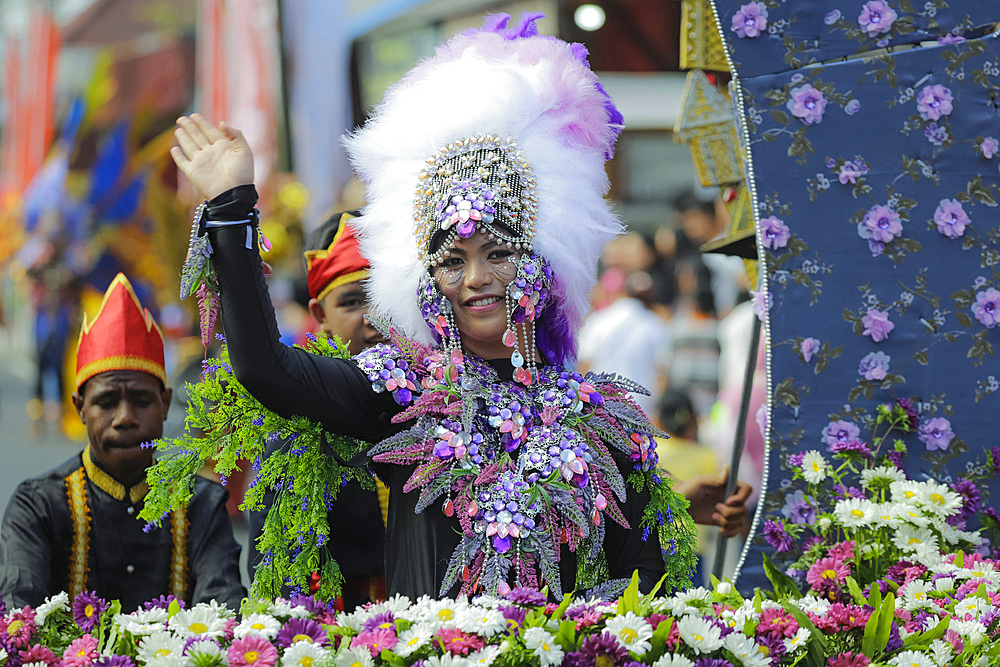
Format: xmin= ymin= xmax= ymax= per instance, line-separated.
xmin=949 ymin=618 xmax=987 ymax=640
xmin=185 ymin=638 xmax=225 ymax=661
xmin=333 ymin=646 xmax=375 ymax=667
xmin=235 ymin=613 xmax=283 ymax=639
xmin=958 ymin=561 xmax=998 ymax=580
xmin=35 ymin=592 xmax=69 ymax=625
xmin=781 ymin=627 xmax=811 ymax=655
xmin=424 ymin=654 xmax=471 ymax=667
xmin=335 ymin=608 xmax=372 ymax=632
xmin=282 ymin=641 xmax=329 ymax=667
xmin=137 ymin=631 xmax=187 ymax=667
xmin=459 ymin=607 xmax=505 ymax=637
xmin=466 ymin=646 xmax=501 ymax=667
xmin=794 ymin=595 xmax=831 ymax=615
xmin=871 ymin=502 xmax=903 ymax=530
xmin=366 ymin=594 xmax=412 ymax=616
xmin=416 ymin=598 xmax=470 ymax=628
xmin=523 ymin=627 xmax=564 ymax=667
xmin=24 ymin=661 xmax=49 ymax=667
xmin=395 ymin=625 xmax=434 ymax=658
xmin=890 ymin=650 xmax=936 ymax=667
xmin=168 ymin=606 xmax=228 ymax=639
xmin=899 ymin=580 xmax=934 ymax=610
xmin=927 ymin=638 xmax=952 ymax=667
xmin=801 ymin=451 xmax=827 ymax=484
xmin=666 ymin=587 xmax=712 ymax=616
xmin=938 ymin=523 xmax=980 ymax=547
xmin=917 ymin=482 xmax=963 ymax=517
xmin=676 ymin=615 xmax=723 ymax=654
xmin=890 ymin=480 xmax=924 ymax=505
xmin=604 ymin=612 xmax=654 ymax=655
xmin=833 ymin=497 xmax=877 ymax=528
xmin=894 ymin=526 xmax=938 ymax=554
xmin=724 ymin=632 xmax=769 ymax=667
xmin=861 ymin=465 xmax=906 ymax=488
xmin=952 ymin=596 xmax=989 ymax=620
xmin=651 ymin=655 xmax=695 ymax=667
xmin=933 ymin=577 xmax=954 ymax=592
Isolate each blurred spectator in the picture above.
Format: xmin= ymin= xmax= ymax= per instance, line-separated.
xmin=578 ymin=270 xmax=670 ymax=415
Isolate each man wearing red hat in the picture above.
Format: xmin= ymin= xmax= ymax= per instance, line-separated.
xmin=0 ymin=274 xmax=245 ymax=611
xmin=247 ymin=211 xmax=388 ymax=609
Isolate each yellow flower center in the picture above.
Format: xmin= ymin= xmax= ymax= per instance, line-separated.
xmin=350 ymin=662 xmax=363 ymax=667
xmin=299 ymin=658 xmax=313 ymax=667
xmin=541 ymin=642 xmax=550 ymax=651
xmin=812 ymin=462 xmax=822 ymax=472
xmin=914 ymin=591 xmax=925 ymax=599
xmin=595 ymin=656 xmax=615 ymax=667
xmin=407 ymin=637 xmax=421 ymax=647
xmin=438 ymin=609 xmax=454 ymax=621
xmin=908 ymin=537 xmax=922 ymax=545
xmin=252 ymin=623 xmax=266 ymax=630
xmin=822 ymin=568 xmax=838 ymax=580
xmin=154 ymin=649 xmax=171 ymax=658
xmin=85 ymin=604 xmax=95 ymax=618
xmin=758 ymin=646 xmax=770 ymax=657
xmin=904 ymin=490 xmax=915 ymax=498
xmin=851 ymin=509 xmax=865 ymax=519
xmin=78 ymin=649 xmax=88 ymax=657
xmin=6 ymin=620 xmax=23 ymax=635
xmin=973 ymin=571 xmax=986 ymax=577
xmin=929 ymin=493 xmax=945 ymax=505
xmin=378 ymin=622 xmax=393 ymax=630
xmin=619 ymin=628 xmax=638 ymax=643
xmin=190 ymin=622 xmax=208 ymax=634
xmin=292 ymin=634 xmax=313 ymax=644
xmin=693 ymin=633 xmax=704 ymax=641
xmin=245 ymin=650 xmax=259 ymax=663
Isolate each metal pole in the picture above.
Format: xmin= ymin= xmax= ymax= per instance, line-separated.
xmin=711 ymin=313 xmax=761 ymax=580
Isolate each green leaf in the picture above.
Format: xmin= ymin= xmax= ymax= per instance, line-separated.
xmin=904 ymin=616 xmax=949 ymax=649
xmin=845 ymin=576 xmax=866 ymax=604
xmin=618 ymin=570 xmax=640 ymax=615
xmin=550 ymin=593 xmax=573 ymax=621
xmin=168 ymin=598 xmax=182 ymax=618
xmin=771 ymin=109 xmax=790 ymax=125
xmin=762 ymin=553 xmax=803 ymax=599
xmin=875 ymin=592 xmax=896 ymax=656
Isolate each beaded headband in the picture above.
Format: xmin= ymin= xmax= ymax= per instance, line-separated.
xmin=415 ymin=135 xmax=538 ymax=267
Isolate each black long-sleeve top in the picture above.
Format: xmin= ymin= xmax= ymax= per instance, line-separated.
xmin=206 ymin=189 xmax=664 ymax=599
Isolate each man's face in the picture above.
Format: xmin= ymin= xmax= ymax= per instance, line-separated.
xmin=72 ymin=370 xmax=172 ymax=483
xmin=310 ymin=280 xmax=385 ymax=356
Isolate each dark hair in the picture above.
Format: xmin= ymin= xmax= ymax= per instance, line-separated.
xmin=303 ymin=210 xmax=362 ymax=261
xmin=658 ymin=389 xmax=695 ymax=436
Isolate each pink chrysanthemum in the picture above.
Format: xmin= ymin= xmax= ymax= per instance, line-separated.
xmin=1 ymin=607 xmax=37 ymax=649
xmin=756 ymin=607 xmax=800 ymax=638
xmin=227 ymin=634 xmax=278 ymax=667
xmin=827 ymin=540 xmax=856 ymax=562
xmin=806 ymin=557 xmax=850 ymax=590
xmin=826 ymin=603 xmax=871 ymax=630
xmin=19 ymin=643 xmax=59 ymax=667
xmin=63 ymin=634 xmax=100 ymax=667
xmin=350 ymin=627 xmax=398 ymax=657
xmin=826 ymin=651 xmax=870 ymax=667
xmin=436 ymin=627 xmax=485 ymax=656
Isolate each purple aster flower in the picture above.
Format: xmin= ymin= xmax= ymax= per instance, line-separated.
xmin=990 ymin=446 xmax=1000 ymax=476
xmin=361 ymin=611 xmax=396 ymax=633
xmin=844 ymin=99 xmax=862 ymax=115
xmin=764 ymin=520 xmax=794 ymax=553
xmin=507 ymin=587 xmax=546 ymax=606
xmin=275 ymin=617 xmax=328 ymax=648
xmin=950 ymin=478 xmax=981 ymax=523
xmin=755 ymin=633 xmax=787 ymax=662
xmin=924 ymin=122 xmax=948 ymax=146
xmin=72 ymin=591 xmax=106 ymax=633
xmin=832 ymin=483 xmax=866 ymax=499
xmin=861 ymin=308 xmax=895 ymax=342
xmin=731 ymin=2 xmax=768 ymax=38
xmin=760 ymin=215 xmax=791 ymax=249
xmin=143 ymin=595 xmax=186 ymax=612
xmin=886 ymin=449 xmax=904 ymax=469
xmin=801 ymin=337 xmax=820 ymax=362
xmin=917 ymin=84 xmax=954 ymax=121
xmin=93 ymin=657 xmax=134 ymax=667
xmin=918 ymin=416 xmax=954 ymax=451
xmin=579 ymin=632 xmax=628 ymax=665
xmin=980 ymin=136 xmax=998 ymax=159
xmin=858 ymin=0 xmax=897 ymax=37
xmin=933 ymin=198 xmax=970 ymax=239
xmin=972 ymin=288 xmax=1000 ymax=328
xmin=499 ymin=605 xmax=527 ymax=634
xmin=787 ymin=84 xmax=828 ymax=125
xmin=788 ymin=452 xmax=805 ymax=469
xmin=858 ymin=351 xmax=890 ymax=381
xmin=859 ymin=204 xmax=902 ymax=244
xmin=822 ymin=420 xmax=861 ymax=448
xmin=896 ymin=398 xmax=920 ymax=430
xmin=694 ymin=659 xmax=733 ymax=667
xmin=783 ymin=490 xmax=817 ymax=525
xmin=829 ymin=440 xmax=872 ymax=460
xmin=885 ymin=622 xmax=903 ymax=652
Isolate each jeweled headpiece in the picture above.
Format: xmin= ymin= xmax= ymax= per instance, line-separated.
xmin=345 ymin=12 xmax=624 ymax=364
xmin=75 ymin=273 xmax=166 ymax=389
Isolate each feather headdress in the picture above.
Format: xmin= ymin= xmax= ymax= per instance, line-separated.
xmin=344 ymin=12 xmax=624 ymax=364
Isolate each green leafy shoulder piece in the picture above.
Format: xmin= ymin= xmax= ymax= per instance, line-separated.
xmin=139 ymin=333 xmax=371 ymax=601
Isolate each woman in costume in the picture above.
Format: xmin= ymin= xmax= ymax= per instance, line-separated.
xmin=171 ymin=13 xmax=749 ymax=600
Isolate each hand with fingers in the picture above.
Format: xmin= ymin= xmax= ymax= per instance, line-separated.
xmin=170 ymin=114 xmax=255 ymax=200
xmin=674 ymin=468 xmax=753 ymax=538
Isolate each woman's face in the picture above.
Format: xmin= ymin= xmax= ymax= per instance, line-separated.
xmin=433 ymin=229 xmax=520 ymax=360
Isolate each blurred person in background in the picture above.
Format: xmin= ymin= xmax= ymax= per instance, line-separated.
xmin=0 ymin=274 xmax=244 ymax=611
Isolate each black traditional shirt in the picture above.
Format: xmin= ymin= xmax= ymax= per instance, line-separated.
xmin=0 ymin=448 xmax=245 ymax=611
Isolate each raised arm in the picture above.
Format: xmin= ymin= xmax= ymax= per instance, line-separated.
xmin=170 ymin=115 xmax=398 ymax=442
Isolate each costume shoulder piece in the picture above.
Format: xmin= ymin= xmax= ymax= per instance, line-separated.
xmin=362 ymin=331 xmax=698 ymax=597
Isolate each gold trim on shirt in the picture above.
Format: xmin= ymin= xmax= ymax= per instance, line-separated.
xmin=83 ymin=446 xmax=149 ymax=504
xmin=65 ymin=467 xmax=91 ymax=599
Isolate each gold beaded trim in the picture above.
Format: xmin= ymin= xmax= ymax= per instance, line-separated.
xmin=83 ymin=446 xmax=149 ymax=504
xmin=66 ymin=467 xmax=91 ymax=600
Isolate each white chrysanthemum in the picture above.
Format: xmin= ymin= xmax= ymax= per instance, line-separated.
xmin=714 ymin=581 xmax=733 ymax=595
xmin=953 ymin=596 xmax=989 ymax=620
xmin=235 ymin=613 xmax=283 ymax=639
xmin=115 ymin=606 xmax=170 ymax=634
xmin=466 ymin=645 xmax=501 ymax=667
xmin=833 ymin=497 xmax=877 ymax=528
xmin=333 ymin=646 xmax=375 ymax=667
xmin=185 ymin=638 xmax=225 ymax=661
xmin=731 ymin=599 xmax=758 ymax=627
xmin=459 ymin=607 xmax=505 ymax=637
xmin=368 ymin=594 xmax=411 ymax=615
xmin=890 ymin=480 xmax=924 ymax=505
xmin=861 ymin=465 xmax=907 ymax=488
xmin=138 ymin=631 xmax=187 ymax=667
xmin=933 ymin=577 xmax=954 ymax=592
xmin=894 ymin=526 xmax=938 ymax=553
xmin=724 ymin=632 xmax=769 ymax=667
xmin=416 ymin=598 xmax=471 ymax=628
xmin=928 ymin=638 xmax=952 ymax=666
xmin=523 ymin=627 xmax=564 ymax=667
xmin=24 ymin=661 xmax=48 ymax=667
xmin=168 ymin=606 xmax=228 ymax=639
xmin=938 ymin=523 xmax=981 ymax=547
xmin=424 ymin=653 xmax=472 ymax=667
xmin=35 ymin=592 xmax=69 ymax=625
xmin=918 ymin=482 xmax=963 ymax=517
xmin=666 ymin=587 xmax=712 ymax=615
xmin=898 ymin=505 xmax=932 ymax=529
xmin=396 ymin=625 xmax=434 ymax=658
xmin=651 ymin=654 xmax=694 ymax=667
xmin=195 ymin=599 xmax=237 ymax=619
xmin=949 ymin=618 xmax=987 ymax=640
xmin=604 ymin=612 xmax=654 ymax=655
xmin=282 ymin=640 xmax=330 ymax=667
xmin=676 ymin=615 xmax=723 ymax=654
xmin=890 ymin=650 xmax=936 ymax=667
xmin=870 ymin=502 xmax=903 ymax=530
xmin=782 ymin=627 xmax=811 ymax=655
xmin=794 ymin=595 xmax=831 ymax=615
xmin=269 ymin=599 xmax=298 ymax=618
xmin=335 ymin=608 xmax=371 ymax=632
xmin=957 ymin=560 xmax=998 ymax=580
xmin=899 ymin=580 xmax=934 ymax=610
xmin=801 ymin=451 xmax=827 ymax=484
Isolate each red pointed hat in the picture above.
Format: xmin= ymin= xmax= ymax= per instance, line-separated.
xmin=304 ymin=211 xmax=370 ymax=302
xmin=75 ymin=273 xmax=166 ymax=389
